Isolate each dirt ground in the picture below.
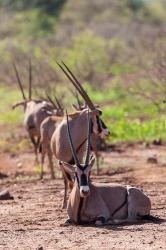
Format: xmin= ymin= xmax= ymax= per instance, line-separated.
xmin=0 ymin=143 xmax=166 ymax=250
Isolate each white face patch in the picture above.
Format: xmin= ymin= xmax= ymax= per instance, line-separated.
xmin=42 ymin=101 xmax=47 ymax=104
xmin=45 ymin=110 xmax=53 ymax=115
xmin=80 ymin=186 xmax=90 ymax=197
xmin=80 ymin=186 xmax=89 ymax=192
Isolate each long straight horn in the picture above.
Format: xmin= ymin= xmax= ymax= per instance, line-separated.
xmin=54 ymin=95 xmax=62 ymax=110
xmin=46 ymin=94 xmax=58 ymax=109
xmin=66 ymin=110 xmax=81 ymax=167
xmin=62 ymin=61 xmax=96 ymax=110
xmin=57 ymin=61 xmax=95 ymax=110
xmin=84 ymin=109 xmax=91 ymax=168
xmin=70 ymin=89 xmax=81 ymax=109
xmin=28 ymin=59 xmax=32 ymax=100
xmin=70 ymin=89 xmax=82 ymax=109
xmin=13 ymin=62 xmax=26 ymax=100
xmin=75 ymin=90 xmax=82 ymax=109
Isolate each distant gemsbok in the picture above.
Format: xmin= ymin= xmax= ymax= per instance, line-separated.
xmin=12 ymin=61 xmax=62 ymax=177
xmin=51 ymin=62 xmax=110 ymax=208
xmin=62 ymin=110 xmax=152 ymax=226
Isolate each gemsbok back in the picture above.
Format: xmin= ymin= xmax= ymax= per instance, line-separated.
xmin=62 ymin=110 xmax=152 ymax=226
xmin=51 ymin=62 xmax=110 ymax=208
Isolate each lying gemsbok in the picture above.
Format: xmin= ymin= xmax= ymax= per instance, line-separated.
xmin=62 ymin=110 xmax=152 ymax=226
xmin=51 ymin=62 xmax=110 ymax=208
xmin=12 ymin=61 xmax=63 ymax=178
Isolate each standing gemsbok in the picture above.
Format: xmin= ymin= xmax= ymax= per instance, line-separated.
xmin=71 ymin=89 xmax=106 ymax=175
xmin=51 ymin=62 xmax=110 ymax=208
xmin=12 ymin=61 xmax=62 ymax=176
xmin=40 ymin=97 xmax=64 ymax=179
xmin=62 ymin=110 xmax=152 ymax=226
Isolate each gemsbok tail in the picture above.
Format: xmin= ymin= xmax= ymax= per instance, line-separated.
xmin=141 ymin=215 xmax=164 ymax=223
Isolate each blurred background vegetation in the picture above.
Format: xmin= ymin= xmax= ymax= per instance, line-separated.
xmin=0 ymin=0 xmax=166 ymax=148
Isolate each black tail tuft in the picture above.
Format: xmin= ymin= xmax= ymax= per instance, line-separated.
xmin=141 ymin=215 xmax=164 ymax=223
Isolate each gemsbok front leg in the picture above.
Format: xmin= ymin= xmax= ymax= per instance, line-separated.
xmin=59 ymin=161 xmax=74 ymax=210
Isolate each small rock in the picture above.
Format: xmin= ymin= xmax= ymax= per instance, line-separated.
xmin=10 ymin=153 xmax=17 ymax=158
xmin=0 ymin=190 xmax=14 ymax=200
xmin=37 ymin=246 xmax=43 ymax=250
xmin=17 ymin=162 xmax=23 ymax=168
xmin=147 ymin=156 xmax=158 ymax=164
xmin=143 ymin=142 xmax=150 ymax=148
xmin=0 ymin=172 xmax=8 ymax=179
xmin=161 ymin=163 xmax=166 ymax=167
xmin=149 ymin=241 xmax=154 ymax=245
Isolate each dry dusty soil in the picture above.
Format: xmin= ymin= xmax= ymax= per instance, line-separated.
xmin=0 ymin=144 xmax=166 ymax=250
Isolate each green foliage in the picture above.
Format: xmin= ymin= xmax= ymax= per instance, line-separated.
xmin=82 ymin=83 xmax=166 ymax=142
xmin=15 ymin=10 xmax=56 ymax=37
xmin=56 ymin=31 xmax=129 ymax=87
xmin=143 ymin=0 xmax=166 ymax=24
xmin=1 ymin=72 xmax=166 ymax=151
xmin=0 ymin=87 xmax=23 ymax=125
xmin=128 ymin=0 xmax=144 ymax=11
xmin=0 ymin=0 xmax=67 ymax=16
xmin=0 ymin=0 xmax=166 ymax=148
xmin=108 ymin=117 xmax=166 ymax=142
xmin=127 ymin=0 xmax=166 ymax=23
xmin=60 ymin=31 xmax=110 ymax=79
xmin=0 ymin=0 xmax=66 ymax=36
xmin=51 ymin=80 xmax=166 ymax=143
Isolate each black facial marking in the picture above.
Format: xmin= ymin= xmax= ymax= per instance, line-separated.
xmin=100 ymin=119 xmax=107 ymax=129
xmin=68 ymin=157 xmax=75 ymax=165
xmin=65 ymin=172 xmax=73 ymax=182
xmin=96 ymin=116 xmax=102 ymax=133
xmin=75 ymin=173 xmax=80 ymax=187
xmin=80 ymin=173 xmax=88 ymax=186
xmin=90 ymin=120 xmax=93 ymax=133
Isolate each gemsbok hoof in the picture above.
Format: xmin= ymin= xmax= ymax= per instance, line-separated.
xmin=95 ymin=217 xmax=106 ymax=226
xmin=95 ymin=220 xmax=104 ymax=226
xmin=64 ymin=218 xmax=73 ymax=225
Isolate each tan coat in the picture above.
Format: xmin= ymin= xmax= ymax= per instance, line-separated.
xmin=67 ymin=182 xmax=151 ymax=225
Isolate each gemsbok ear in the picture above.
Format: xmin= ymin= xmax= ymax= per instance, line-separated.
xmin=92 ymin=109 xmax=102 ymax=116
xmin=89 ymin=155 xmax=95 ymax=169
xmin=62 ymin=162 xmax=75 ymax=174
xmin=12 ymin=101 xmax=27 ymax=109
